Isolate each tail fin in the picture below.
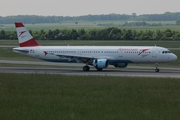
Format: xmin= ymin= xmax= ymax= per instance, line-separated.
xmin=15 ymin=22 xmax=40 ymax=47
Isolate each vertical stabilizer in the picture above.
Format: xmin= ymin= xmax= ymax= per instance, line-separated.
xmin=15 ymin=22 xmax=40 ymax=47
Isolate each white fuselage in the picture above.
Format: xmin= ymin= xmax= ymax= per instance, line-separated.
xmin=13 ymin=46 xmax=177 ymax=64
xmin=13 ymin=22 xmax=178 ymax=72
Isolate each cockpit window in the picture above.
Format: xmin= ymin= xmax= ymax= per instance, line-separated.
xmin=162 ymin=51 xmax=171 ymax=54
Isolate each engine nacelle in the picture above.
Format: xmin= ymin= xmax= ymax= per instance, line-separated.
xmin=114 ymin=63 xmax=128 ymax=68
xmin=92 ymin=59 xmax=109 ymax=69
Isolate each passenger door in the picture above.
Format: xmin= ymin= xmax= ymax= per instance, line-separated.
xmin=118 ymin=49 xmax=123 ymax=57
xmin=152 ymin=48 xmax=157 ymax=58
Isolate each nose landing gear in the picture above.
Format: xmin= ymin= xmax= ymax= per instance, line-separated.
xmin=155 ymin=63 xmax=159 ymax=72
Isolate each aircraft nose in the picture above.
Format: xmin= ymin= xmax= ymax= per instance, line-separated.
xmin=171 ymin=54 xmax=178 ymax=61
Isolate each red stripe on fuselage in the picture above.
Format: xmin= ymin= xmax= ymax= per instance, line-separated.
xmin=15 ymin=22 xmax=24 ymax=28
xmin=20 ymin=38 xmax=40 ymax=47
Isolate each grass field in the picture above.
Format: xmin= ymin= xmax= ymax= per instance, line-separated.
xmin=0 ymin=73 xmax=180 ymax=120
xmin=1 ymin=22 xmax=180 ymax=120
xmin=1 ymin=20 xmax=180 ymax=31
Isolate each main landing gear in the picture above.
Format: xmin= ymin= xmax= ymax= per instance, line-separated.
xmin=83 ymin=65 xmax=103 ymax=71
xmin=83 ymin=65 xmax=90 ymax=71
xmin=155 ymin=63 xmax=159 ymax=72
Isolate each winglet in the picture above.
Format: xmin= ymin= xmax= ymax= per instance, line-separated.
xmin=15 ymin=22 xmax=40 ymax=47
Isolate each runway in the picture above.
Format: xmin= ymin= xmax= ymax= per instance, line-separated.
xmin=1 ymin=67 xmax=180 ymax=78
xmin=0 ymin=60 xmax=180 ymax=78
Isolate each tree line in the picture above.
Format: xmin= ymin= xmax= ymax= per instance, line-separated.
xmin=1 ymin=27 xmax=180 ymax=41
xmin=1 ymin=12 xmax=180 ymax=24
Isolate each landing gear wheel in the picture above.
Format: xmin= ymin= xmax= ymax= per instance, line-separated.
xmin=96 ymin=68 xmax=103 ymax=71
xmin=155 ymin=63 xmax=159 ymax=72
xmin=155 ymin=68 xmax=159 ymax=72
xmin=83 ymin=66 xmax=90 ymax=71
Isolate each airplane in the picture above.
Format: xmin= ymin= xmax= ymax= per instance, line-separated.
xmin=13 ymin=22 xmax=177 ymax=72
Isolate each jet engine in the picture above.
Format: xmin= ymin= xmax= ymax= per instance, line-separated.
xmin=92 ymin=59 xmax=109 ymax=71
xmin=114 ymin=63 xmax=128 ymax=68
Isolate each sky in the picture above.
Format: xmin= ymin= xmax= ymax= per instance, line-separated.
xmin=1 ymin=0 xmax=180 ymax=17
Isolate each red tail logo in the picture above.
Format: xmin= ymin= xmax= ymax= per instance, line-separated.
xmin=19 ymin=31 xmax=26 ymax=37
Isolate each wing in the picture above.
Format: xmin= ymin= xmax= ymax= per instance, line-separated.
xmin=52 ymin=53 xmax=95 ymax=63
